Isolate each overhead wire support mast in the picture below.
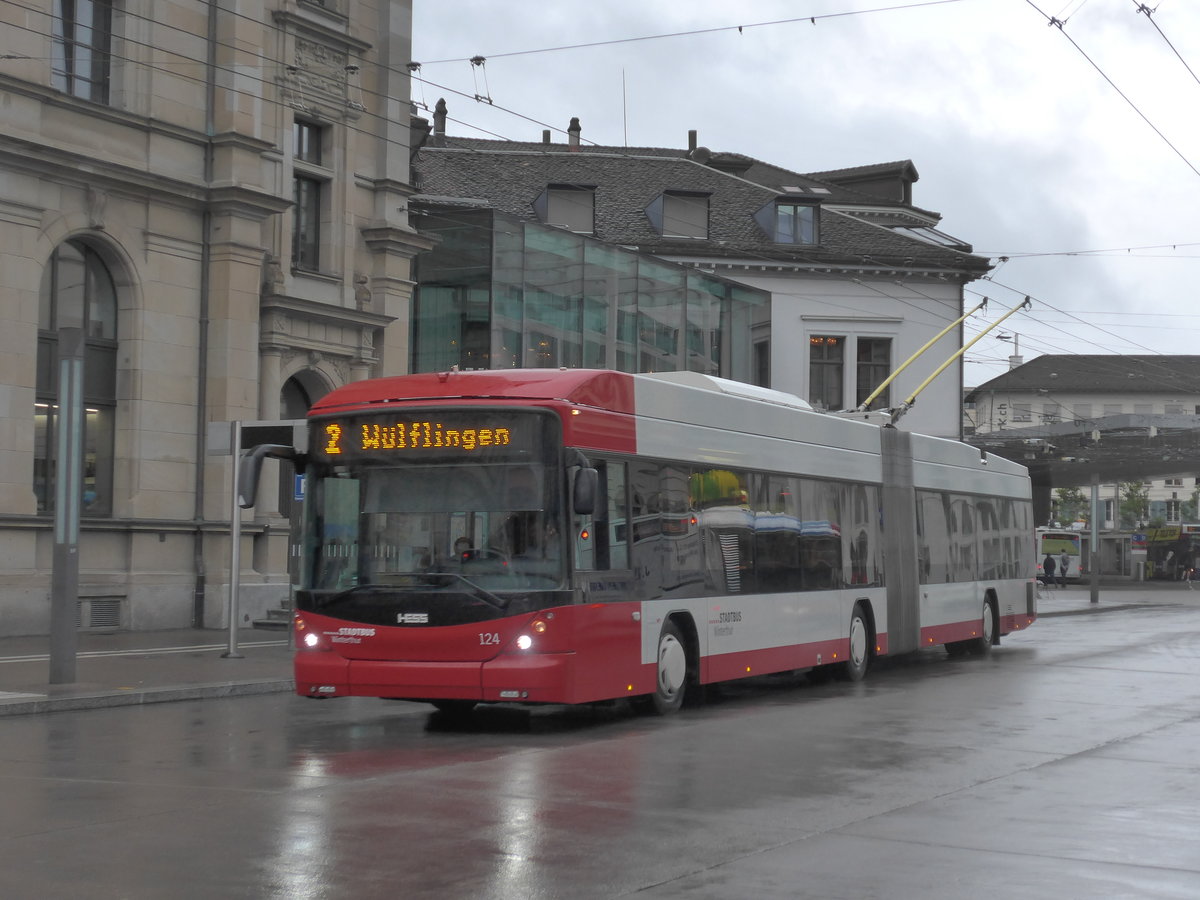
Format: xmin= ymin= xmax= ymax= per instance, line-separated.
xmin=888 ymin=297 xmax=1033 ymax=425
xmin=854 ymin=297 xmax=989 ymax=413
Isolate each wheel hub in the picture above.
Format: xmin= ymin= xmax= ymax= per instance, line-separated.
xmin=658 ymin=634 xmax=687 ymax=696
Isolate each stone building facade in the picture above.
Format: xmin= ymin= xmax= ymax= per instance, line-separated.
xmin=0 ymin=1 xmax=429 ymax=635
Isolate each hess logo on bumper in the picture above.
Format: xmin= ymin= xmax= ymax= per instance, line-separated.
xmin=397 ymin=613 xmax=429 ymax=624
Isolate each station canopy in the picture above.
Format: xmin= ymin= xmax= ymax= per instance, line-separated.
xmin=966 ymin=414 xmax=1200 ymax=487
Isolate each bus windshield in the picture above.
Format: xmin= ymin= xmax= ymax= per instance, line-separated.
xmin=305 ymin=461 xmax=565 ymax=595
xmin=1038 ymin=532 xmax=1079 ymax=557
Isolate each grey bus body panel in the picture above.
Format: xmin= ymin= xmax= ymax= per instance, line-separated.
xmin=881 ymin=427 xmax=920 ymax=655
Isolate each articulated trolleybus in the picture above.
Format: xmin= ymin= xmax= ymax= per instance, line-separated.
xmin=245 ymin=369 xmax=1036 ymax=715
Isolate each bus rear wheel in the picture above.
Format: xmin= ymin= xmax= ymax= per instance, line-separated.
xmin=637 ymin=620 xmax=689 ymax=715
xmin=836 ymin=604 xmax=871 ymax=682
xmin=969 ymin=599 xmax=997 ymax=656
xmin=947 ymin=598 xmax=996 ymax=657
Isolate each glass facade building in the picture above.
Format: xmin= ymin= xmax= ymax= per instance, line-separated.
xmin=413 ymin=208 xmax=767 ymax=380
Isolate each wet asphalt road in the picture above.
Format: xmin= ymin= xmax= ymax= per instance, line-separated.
xmin=1 ymin=605 xmax=1199 ymax=900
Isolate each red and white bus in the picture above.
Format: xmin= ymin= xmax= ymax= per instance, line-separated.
xmin=243 ymin=369 xmax=1036 ymax=714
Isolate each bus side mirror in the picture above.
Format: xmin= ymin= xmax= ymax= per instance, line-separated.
xmin=572 ymin=466 xmax=598 ymax=516
xmin=238 ymin=444 xmax=300 ymax=508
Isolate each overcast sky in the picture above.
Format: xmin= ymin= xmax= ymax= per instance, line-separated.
xmin=410 ymin=0 xmax=1200 ymax=386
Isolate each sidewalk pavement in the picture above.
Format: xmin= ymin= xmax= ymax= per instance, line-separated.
xmin=0 ymin=627 xmax=293 ymax=717
xmin=0 ymin=582 xmax=1195 ymax=718
xmin=1032 ymin=578 xmax=1199 ymax=616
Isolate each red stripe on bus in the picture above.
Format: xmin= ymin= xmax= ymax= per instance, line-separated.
xmin=920 ymin=620 xmax=988 ymax=647
xmin=700 ymin=638 xmax=851 ymax=683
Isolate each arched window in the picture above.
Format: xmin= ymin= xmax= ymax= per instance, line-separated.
xmin=35 ymin=241 xmax=118 ymax=516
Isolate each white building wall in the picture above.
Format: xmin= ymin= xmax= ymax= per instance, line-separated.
xmin=727 ymin=270 xmax=965 ymax=439
xmin=974 ymin=390 xmax=1200 ymax=432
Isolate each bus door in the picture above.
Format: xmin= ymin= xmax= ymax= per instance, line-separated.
xmin=574 ymin=459 xmax=635 ymax=602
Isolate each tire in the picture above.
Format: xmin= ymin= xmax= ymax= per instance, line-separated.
xmin=639 ymin=620 xmax=689 ymax=715
xmin=969 ymin=599 xmax=997 ymax=656
xmin=946 ymin=598 xmax=996 ymax=658
xmin=836 ymin=604 xmax=871 ymax=682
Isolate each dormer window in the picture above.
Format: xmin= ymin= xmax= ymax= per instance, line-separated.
xmin=534 ymin=184 xmax=595 ymax=233
xmin=645 ymin=191 xmax=709 ymax=239
xmin=776 ymin=202 xmax=817 ymax=244
xmin=755 ymin=199 xmax=818 ymax=245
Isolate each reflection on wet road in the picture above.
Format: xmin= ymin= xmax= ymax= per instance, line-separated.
xmin=3 ymin=606 xmax=1200 ymax=898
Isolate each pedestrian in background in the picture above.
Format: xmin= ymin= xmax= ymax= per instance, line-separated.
xmin=1059 ymin=551 xmax=1069 ymax=588
xmin=1042 ymin=553 xmax=1057 ymax=588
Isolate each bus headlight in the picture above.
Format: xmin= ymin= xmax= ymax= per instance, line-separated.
xmin=294 ymin=615 xmax=314 ymax=649
xmin=515 ymin=634 xmax=533 ymax=651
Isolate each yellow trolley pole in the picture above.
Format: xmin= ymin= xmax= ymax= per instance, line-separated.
xmin=889 ymin=296 xmax=1032 ymax=426
xmin=856 ymin=297 xmax=989 ymax=413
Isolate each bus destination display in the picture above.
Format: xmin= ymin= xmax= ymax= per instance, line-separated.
xmin=313 ymin=410 xmax=542 ymax=462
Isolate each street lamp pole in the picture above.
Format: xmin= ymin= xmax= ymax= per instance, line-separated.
xmin=1090 ymin=473 xmax=1100 ymax=603
xmin=50 ymin=327 xmax=85 ymax=684
xmin=223 ymin=420 xmax=244 ymax=659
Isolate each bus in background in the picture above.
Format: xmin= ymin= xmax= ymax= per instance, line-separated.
xmin=1036 ymin=528 xmax=1083 ymax=582
xmin=240 ymin=369 xmax=1037 ymax=716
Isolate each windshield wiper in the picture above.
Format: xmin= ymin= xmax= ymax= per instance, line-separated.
xmin=426 ymin=573 xmax=511 ymax=611
xmin=319 ymin=583 xmax=394 ymax=607
xmin=320 ymin=576 xmax=510 ymax=612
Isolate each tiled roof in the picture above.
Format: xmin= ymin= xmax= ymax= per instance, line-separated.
xmin=434 ymin=137 xmax=916 ymax=206
xmin=968 ymin=355 xmax=1200 ymax=397
xmin=414 ymin=139 xmax=990 ymax=276
xmin=806 ymin=160 xmax=919 ymax=183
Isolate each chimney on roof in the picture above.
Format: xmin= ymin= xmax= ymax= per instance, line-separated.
xmin=409 ymin=112 xmax=430 ymax=162
xmin=568 ymin=117 xmax=581 ymax=150
xmin=542 ymin=129 xmax=551 ymax=144
xmin=998 ymin=333 xmax=1023 ymax=370
xmin=688 ymin=130 xmax=697 ymax=152
xmin=432 ymin=98 xmax=447 ymax=147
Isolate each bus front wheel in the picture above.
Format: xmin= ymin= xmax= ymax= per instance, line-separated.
xmin=637 ymin=620 xmax=689 ymax=715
